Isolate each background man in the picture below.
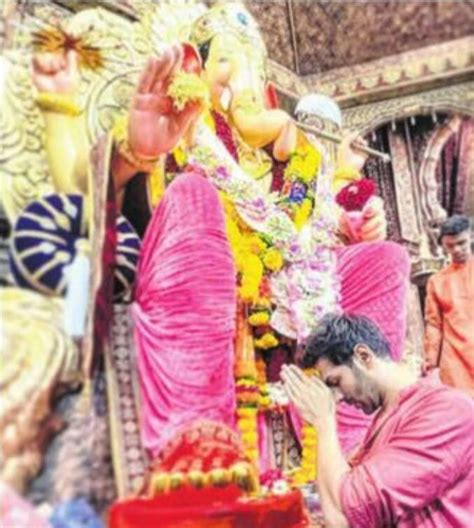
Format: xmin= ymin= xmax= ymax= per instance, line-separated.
xmin=424 ymin=214 xmax=473 ymax=395
xmin=282 ymin=314 xmax=473 ymax=528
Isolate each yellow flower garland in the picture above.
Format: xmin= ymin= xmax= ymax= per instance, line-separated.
xmin=293 ymin=424 xmax=318 ymax=485
xmin=217 ymin=128 xmax=326 ymax=478
xmin=254 ymin=332 xmax=279 ymax=350
xmin=284 ymin=135 xmax=322 ymax=185
xmin=248 ymin=311 xmax=270 ymax=326
xmin=292 ymin=368 xmax=319 ymax=485
xmin=262 ymin=248 xmax=284 ymax=272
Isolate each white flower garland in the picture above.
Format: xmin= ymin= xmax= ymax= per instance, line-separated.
xmin=189 ymin=123 xmax=341 ymax=342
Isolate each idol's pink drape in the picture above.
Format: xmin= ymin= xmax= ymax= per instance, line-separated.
xmin=133 ymin=171 xmax=237 ymax=458
xmin=335 ymin=240 xmax=410 ymax=452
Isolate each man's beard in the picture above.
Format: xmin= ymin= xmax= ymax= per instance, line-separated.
xmin=352 ymin=362 xmax=380 ymax=415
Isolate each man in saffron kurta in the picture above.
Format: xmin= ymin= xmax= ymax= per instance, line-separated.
xmin=424 ymin=215 xmax=474 ymax=395
xmin=282 ymin=314 xmax=474 ymax=528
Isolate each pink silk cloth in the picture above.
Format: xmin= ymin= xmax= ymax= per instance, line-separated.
xmin=133 ymin=171 xmax=237 ymax=457
xmin=335 ymin=241 xmax=410 ymax=453
xmin=341 ymin=377 xmax=474 ymax=527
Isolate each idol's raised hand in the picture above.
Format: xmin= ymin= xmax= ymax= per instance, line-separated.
xmin=128 ymin=45 xmax=203 ymax=158
xmin=281 ymin=365 xmax=336 ymax=429
xmin=31 ymin=50 xmax=80 ymax=94
xmin=338 ymin=195 xmax=388 ymax=243
xmin=359 ymin=196 xmax=387 ymax=241
xmin=337 ymin=131 xmax=369 ymax=173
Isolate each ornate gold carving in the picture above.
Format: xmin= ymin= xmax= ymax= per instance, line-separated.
xmin=0 ymin=288 xmax=80 ymax=493
xmin=268 ymin=59 xmax=306 ymax=99
xmin=304 ymin=37 xmax=474 ymax=105
xmin=0 ymin=56 xmax=53 ymax=221
xmin=418 ymin=116 xmax=461 ymax=226
xmin=342 ymin=81 xmax=474 ymax=133
xmin=0 ymin=2 xmax=207 ymax=223
xmin=387 ymin=130 xmax=420 ymax=244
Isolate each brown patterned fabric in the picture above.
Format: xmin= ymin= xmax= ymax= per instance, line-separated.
xmin=436 ymin=117 xmax=474 ymax=215
xmin=363 ymin=129 xmax=401 ymax=241
xmin=291 ymin=0 xmax=474 ymax=74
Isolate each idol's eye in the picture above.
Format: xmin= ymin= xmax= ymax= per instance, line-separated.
xmin=237 ymin=12 xmax=249 ymax=26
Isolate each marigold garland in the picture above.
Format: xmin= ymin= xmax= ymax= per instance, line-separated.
xmin=212 ymin=113 xmax=329 ymax=482
xmin=234 ymin=308 xmax=260 ymax=465
xmin=292 ymin=423 xmax=318 ymax=485
xmin=284 ymin=135 xmax=321 ymax=185
xmin=292 ymin=368 xmax=319 ymax=485
xmin=254 ymin=332 xmax=279 ymax=350
xmin=248 ymin=311 xmax=270 ymax=327
xmin=262 ymin=248 xmax=284 ymax=272
xmin=256 ymin=357 xmax=271 ymax=410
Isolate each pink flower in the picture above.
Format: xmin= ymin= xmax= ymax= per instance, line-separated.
xmin=260 ymin=469 xmax=284 ymax=486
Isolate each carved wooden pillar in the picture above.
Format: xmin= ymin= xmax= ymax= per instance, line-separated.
xmin=387 ymin=128 xmax=422 ymax=246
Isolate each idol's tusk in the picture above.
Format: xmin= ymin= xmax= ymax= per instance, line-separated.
xmin=297 ymin=122 xmax=391 ymax=162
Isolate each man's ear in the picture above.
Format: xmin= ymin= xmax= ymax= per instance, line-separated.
xmin=353 ymin=344 xmax=373 ymax=368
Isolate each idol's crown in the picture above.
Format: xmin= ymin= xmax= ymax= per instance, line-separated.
xmin=190 ymin=2 xmax=266 ymax=56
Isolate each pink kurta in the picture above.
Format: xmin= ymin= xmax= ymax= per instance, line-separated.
xmin=340 ymin=377 xmax=474 ymax=527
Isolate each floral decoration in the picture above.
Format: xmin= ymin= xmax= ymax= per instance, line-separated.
xmin=187 ymin=111 xmax=345 ymax=485
xmin=336 ymin=178 xmax=377 ymax=212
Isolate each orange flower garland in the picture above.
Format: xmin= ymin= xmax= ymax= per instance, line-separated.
xmin=291 ymin=368 xmax=319 ymax=485
xmin=234 ymin=305 xmax=260 ymax=464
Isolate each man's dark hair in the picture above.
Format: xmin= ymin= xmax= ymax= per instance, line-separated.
xmin=300 ymin=314 xmax=391 ymax=368
xmin=439 ymin=215 xmax=470 ymax=242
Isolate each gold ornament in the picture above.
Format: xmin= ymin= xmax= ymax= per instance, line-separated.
xmin=36 ymin=92 xmax=82 ymax=116
xmin=112 ymin=115 xmax=159 ymax=172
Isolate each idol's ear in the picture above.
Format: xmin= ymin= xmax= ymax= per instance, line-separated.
xmin=264 ymin=82 xmax=279 ymax=110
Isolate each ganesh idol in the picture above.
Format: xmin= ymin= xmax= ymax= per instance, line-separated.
xmin=19 ymin=1 xmax=409 ymax=482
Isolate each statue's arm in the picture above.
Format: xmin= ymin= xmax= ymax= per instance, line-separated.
xmin=332 ymin=132 xmax=368 ymax=193
xmin=334 ymin=132 xmax=388 ymax=242
xmin=32 ymin=51 xmax=89 ymax=196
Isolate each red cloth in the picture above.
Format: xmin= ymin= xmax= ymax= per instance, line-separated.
xmin=108 ymin=489 xmax=309 ymax=528
xmin=341 ymin=377 xmax=474 ymax=527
